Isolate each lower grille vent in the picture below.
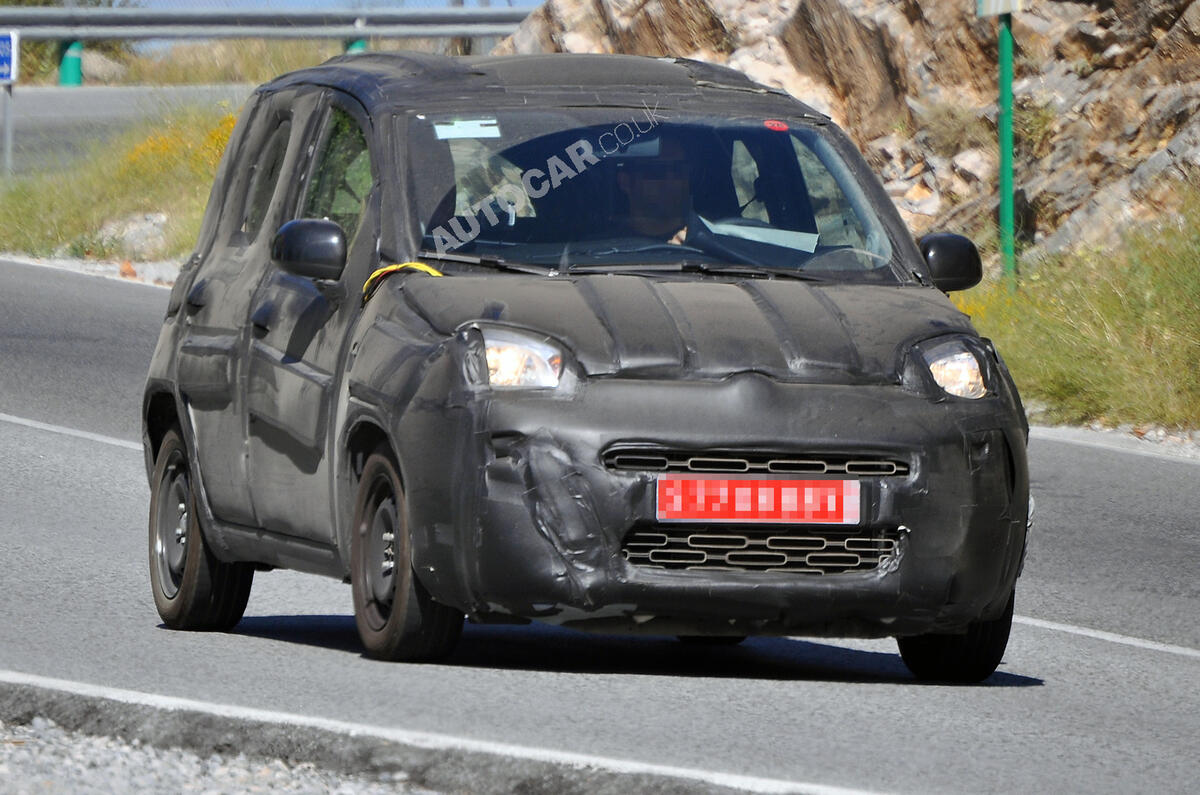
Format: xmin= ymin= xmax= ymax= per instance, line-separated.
xmin=622 ymin=524 xmax=901 ymax=575
xmin=603 ymin=448 xmax=909 ymax=476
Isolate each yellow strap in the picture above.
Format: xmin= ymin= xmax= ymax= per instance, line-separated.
xmin=362 ymin=262 xmax=443 ymax=303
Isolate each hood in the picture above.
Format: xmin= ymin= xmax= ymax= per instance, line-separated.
xmin=397 ymin=274 xmax=974 ymax=383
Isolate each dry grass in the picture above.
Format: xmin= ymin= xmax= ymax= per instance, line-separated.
xmin=919 ymin=102 xmax=995 ymax=158
xmin=120 ymin=39 xmax=343 ymax=85
xmin=954 ymin=185 xmax=1200 ymax=428
xmin=0 ymin=108 xmax=236 ymax=259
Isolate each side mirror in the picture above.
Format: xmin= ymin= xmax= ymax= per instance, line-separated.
xmin=919 ymin=232 xmax=982 ymax=293
xmin=271 ymin=219 xmax=347 ymax=281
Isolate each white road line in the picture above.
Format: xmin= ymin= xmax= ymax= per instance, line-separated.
xmin=0 ymin=412 xmax=141 ymax=452
xmin=1014 ymin=615 xmax=1200 ymax=660
xmin=1029 ymin=426 xmax=1200 ymax=466
xmin=0 ymin=670 xmax=879 ymax=795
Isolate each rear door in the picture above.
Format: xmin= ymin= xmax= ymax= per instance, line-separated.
xmin=244 ymin=93 xmax=382 ymax=543
xmin=175 ymin=89 xmax=307 ymax=527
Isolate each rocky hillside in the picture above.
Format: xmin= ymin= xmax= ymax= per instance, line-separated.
xmin=495 ymin=0 xmax=1200 ymax=259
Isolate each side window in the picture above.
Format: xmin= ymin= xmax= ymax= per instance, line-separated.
xmin=730 ymin=140 xmax=769 ymax=223
xmin=241 ymin=120 xmax=291 ymax=239
xmin=791 ymin=137 xmax=868 ymax=249
xmin=303 ymin=108 xmax=373 ymax=237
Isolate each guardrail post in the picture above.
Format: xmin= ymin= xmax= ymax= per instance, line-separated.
xmin=59 ymin=40 xmax=82 ymax=86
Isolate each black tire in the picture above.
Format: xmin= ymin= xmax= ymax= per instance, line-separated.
xmin=897 ymin=590 xmax=1015 ymax=683
xmin=350 ymin=447 xmax=462 ymax=662
xmin=677 ymin=635 xmax=746 ymax=646
xmin=149 ymin=429 xmax=253 ymax=630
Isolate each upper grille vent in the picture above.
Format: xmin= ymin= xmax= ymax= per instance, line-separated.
xmin=602 ymin=448 xmax=909 ymax=477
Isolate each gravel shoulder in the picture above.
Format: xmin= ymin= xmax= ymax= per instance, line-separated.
xmin=0 ymin=717 xmax=422 ymax=795
xmin=0 ymin=677 xmax=752 ymax=795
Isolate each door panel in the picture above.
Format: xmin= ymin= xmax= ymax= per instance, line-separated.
xmin=246 ymin=96 xmax=380 ymax=543
xmin=178 ymin=89 xmax=315 ymax=528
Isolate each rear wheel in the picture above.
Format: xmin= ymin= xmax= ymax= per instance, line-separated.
xmin=149 ymin=429 xmax=253 ymax=630
xmin=350 ymin=447 xmax=462 ymax=661
xmin=897 ymin=590 xmax=1015 ymax=683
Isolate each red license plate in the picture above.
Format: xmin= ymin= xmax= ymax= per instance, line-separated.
xmin=656 ymin=477 xmax=861 ymax=524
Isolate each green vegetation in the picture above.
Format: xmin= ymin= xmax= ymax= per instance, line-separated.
xmin=954 ymin=184 xmax=1200 ymax=429
xmin=1014 ymin=97 xmax=1056 ymax=160
xmin=0 ymin=107 xmax=235 ymax=259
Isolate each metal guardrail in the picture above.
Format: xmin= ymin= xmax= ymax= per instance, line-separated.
xmin=0 ymin=7 xmax=530 ymax=41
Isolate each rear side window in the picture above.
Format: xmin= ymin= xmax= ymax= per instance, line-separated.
xmin=303 ymin=108 xmax=373 ymax=238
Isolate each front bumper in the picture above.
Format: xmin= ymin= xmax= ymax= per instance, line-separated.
xmin=398 ymin=372 xmax=1029 ymax=638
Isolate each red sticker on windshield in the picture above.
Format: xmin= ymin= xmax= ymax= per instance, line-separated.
xmin=764 ymin=119 xmax=789 ymax=131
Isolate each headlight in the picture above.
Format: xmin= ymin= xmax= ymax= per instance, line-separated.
xmin=922 ymin=339 xmax=987 ymax=399
xmin=480 ymin=327 xmax=563 ymax=389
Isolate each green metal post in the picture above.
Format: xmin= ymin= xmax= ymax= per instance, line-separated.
xmin=59 ymin=40 xmax=83 ymax=86
xmin=998 ymin=13 xmax=1016 ymax=287
xmin=344 ymin=39 xmax=367 ymax=54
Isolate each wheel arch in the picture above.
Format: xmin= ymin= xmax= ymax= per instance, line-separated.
xmin=143 ymin=388 xmax=183 ymax=481
xmin=336 ymin=416 xmax=395 ymax=572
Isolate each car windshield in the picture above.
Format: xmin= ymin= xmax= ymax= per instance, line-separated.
xmin=403 ymin=108 xmax=903 ymax=282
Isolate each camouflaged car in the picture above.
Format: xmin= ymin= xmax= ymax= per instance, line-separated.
xmin=144 ymin=53 xmax=1030 ymax=682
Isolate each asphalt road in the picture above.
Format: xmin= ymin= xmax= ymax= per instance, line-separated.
xmin=1 ymin=84 xmax=252 ymax=174
xmin=1 ymin=260 xmax=1198 ymax=793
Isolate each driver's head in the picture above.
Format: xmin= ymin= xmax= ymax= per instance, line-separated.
xmin=616 ymin=135 xmax=691 ymax=238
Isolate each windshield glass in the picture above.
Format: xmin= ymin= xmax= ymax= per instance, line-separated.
xmin=403 ymin=108 xmax=901 ymax=281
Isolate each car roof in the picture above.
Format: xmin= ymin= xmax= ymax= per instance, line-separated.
xmin=259 ymin=52 xmax=828 ymax=120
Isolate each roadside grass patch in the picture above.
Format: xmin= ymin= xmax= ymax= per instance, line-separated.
xmin=954 ymin=187 xmax=1200 ymax=429
xmin=0 ymin=107 xmax=235 ymax=260
xmin=120 ymin=39 xmax=342 ymax=85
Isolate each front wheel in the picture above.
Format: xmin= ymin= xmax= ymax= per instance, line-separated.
xmin=148 ymin=429 xmax=253 ymax=630
xmin=350 ymin=447 xmax=462 ymax=662
xmin=897 ymin=590 xmax=1015 ymax=683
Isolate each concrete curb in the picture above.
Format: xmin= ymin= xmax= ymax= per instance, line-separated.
xmin=0 ymin=676 xmax=814 ymax=795
xmin=0 ymin=252 xmax=180 ymax=288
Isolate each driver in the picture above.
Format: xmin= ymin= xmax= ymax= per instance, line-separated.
xmin=615 ymin=135 xmax=692 ymax=245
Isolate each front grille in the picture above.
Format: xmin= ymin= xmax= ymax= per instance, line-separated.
xmin=622 ymin=524 xmax=901 ymax=574
xmin=602 ymin=447 xmax=909 ymax=477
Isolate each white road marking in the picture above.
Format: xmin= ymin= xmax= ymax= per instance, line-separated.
xmin=1013 ymin=615 xmax=1200 ymax=660
xmin=1030 ymin=426 xmax=1200 ymax=466
xmin=0 ymin=412 xmax=141 ymax=452
xmin=0 ymin=669 xmax=879 ymax=795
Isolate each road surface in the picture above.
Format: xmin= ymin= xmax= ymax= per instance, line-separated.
xmin=1 ymin=260 xmax=1197 ymax=793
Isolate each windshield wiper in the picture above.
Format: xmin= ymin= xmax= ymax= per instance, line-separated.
xmin=417 ymin=249 xmax=549 ymax=275
xmin=570 ymin=260 xmax=826 ymax=281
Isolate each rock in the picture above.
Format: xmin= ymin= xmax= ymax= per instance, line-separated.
xmin=900 ymin=181 xmax=941 ymax=218
xmin=98 ymin=213 xmax=170 ymax=260
xmin=495 ymin=0 xmax=1200 ymax=248
xmin=952 ymin=148 xmax=996 ymax=184
xmin=81 ymin=50 xmax=127 ymax=84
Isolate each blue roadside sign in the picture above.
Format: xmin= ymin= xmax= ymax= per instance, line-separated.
xmin=1 ymin=30 xmax=18 ymax=84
